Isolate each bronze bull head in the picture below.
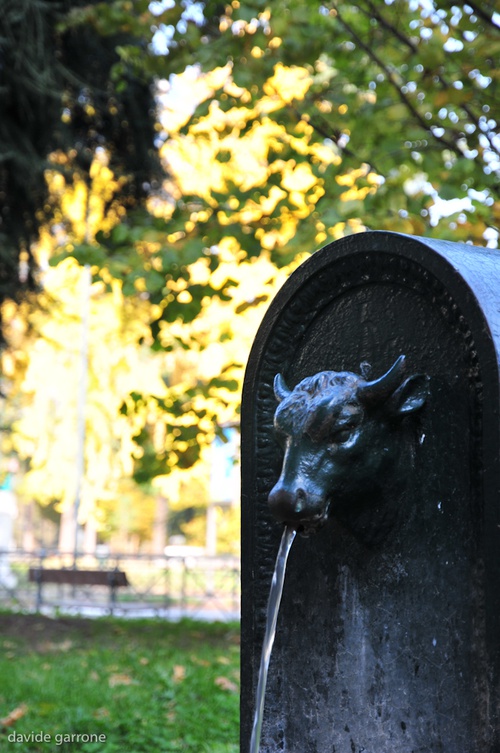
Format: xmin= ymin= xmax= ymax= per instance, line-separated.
xmin=268 ymin=356 xmax=429 ymax=536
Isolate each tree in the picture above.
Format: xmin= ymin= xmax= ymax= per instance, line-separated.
xmin=3 ymin=1 xmax=500 ymax=529
xmin=4 ymin=143 xmax=277 ymax=548
xmin=3 ymin=1 xmax=499 ymax=300
xmin=107 ymin=0 xmax=498 ymax=495
xmin=161 ymin=0 xmax=499 ymax=249
xmin=0 ymin=0 xmax=162 ymax=310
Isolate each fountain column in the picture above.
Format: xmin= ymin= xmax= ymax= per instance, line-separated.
xmin=241 ymin=231 xmax=500 ymax=753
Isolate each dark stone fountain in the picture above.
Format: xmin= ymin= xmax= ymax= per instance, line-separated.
xmin=241 ymin=231 xmax=500 ymax=752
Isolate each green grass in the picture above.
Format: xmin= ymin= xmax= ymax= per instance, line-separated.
xmin=0 ymin=613 xmax=240 ymax=753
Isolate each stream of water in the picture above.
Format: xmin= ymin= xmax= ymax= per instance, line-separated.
xmin=249 ymin=525 xmax=297 ymax=753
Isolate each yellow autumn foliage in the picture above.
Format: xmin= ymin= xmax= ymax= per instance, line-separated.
xmin=3 ymin=51 xmax=385 ymax=553
xmin=262 ymin=63 xmax=312 ymax=104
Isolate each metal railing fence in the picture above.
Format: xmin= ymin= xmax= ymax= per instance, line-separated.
xmin=0 ymin=549 xmax=240 ymax=621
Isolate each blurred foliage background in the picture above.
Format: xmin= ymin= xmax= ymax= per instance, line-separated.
xmin=0 ymin=0 xmax=498 ymax=553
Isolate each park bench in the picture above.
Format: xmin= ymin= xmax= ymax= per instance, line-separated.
xmin=28 ymin=567 xmax=129 ymax=613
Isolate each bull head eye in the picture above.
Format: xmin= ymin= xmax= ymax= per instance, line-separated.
xmin=328 ymin=427 xmax=354 ymax=446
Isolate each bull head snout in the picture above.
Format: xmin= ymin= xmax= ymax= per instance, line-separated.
xmin=268 ymin=482 xmax=306 ymax=521
xmin=268 ymin=481 xmax=329 ymax=533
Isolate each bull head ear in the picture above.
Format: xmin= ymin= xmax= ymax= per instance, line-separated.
xmin=274 ymin=373 xmax=291 ymax=403
xmin=387 ymin=374 xmax=430 ymax=415
xmin=358 ymin=355 xmax=406 ymax=406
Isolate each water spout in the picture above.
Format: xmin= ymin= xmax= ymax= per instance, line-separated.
xmin=249 ymin=525 xmax=296 ymax=753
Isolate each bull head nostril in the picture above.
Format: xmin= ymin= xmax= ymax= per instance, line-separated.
xmin=268 ymin=483 xmax=311 ymax=523
xmin=295 ymin=488 xmax=307 ymax=512
xmin=268 ymin=484 xmax=306 ymax=523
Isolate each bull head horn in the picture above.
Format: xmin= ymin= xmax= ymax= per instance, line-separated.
xmin=358 ymin=355 xmax=406 ymax=405
xmin=274 ymin=373 xmax=292 ymax=402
